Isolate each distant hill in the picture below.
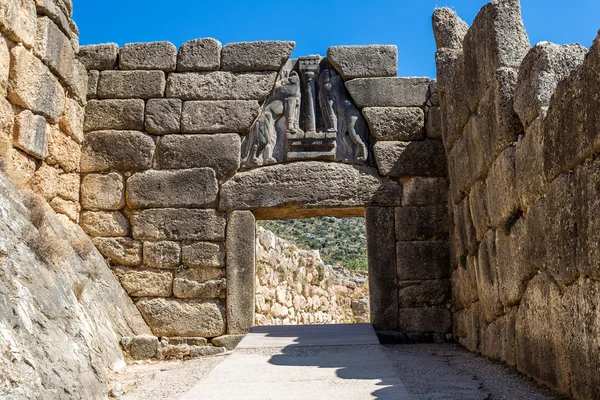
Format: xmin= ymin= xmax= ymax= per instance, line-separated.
xmin=257 ymin=217 xmax=367 ymax=271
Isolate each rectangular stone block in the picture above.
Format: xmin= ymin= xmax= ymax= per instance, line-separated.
xmin=398 ymin=280 xmax=450 ymax=308
xmin=0 ymin=0 xmax=37 ymax=47
xmin=143 ymin=241 xmax=181 ymax=269
xmin=97 ymin=70 xmax=166 ymax=99
xmin=145 ymin=98 xmax=181 ymax=135
xmin=166 ymin=71 xmax=277 ymax=101
xmin=426 ymin=106 xmax=443 ymax=139
xmin=366 ymin=207 xmax=398 ymax=331
xmin=77 ymin=43 xmax=118 ymax=70
xmin=486 ymin=145 xmax=517 ymax=229
xmin=35 ymin=0 xmax=74 ymax=39
xmin=156 ymin=134 xmax=241 ymax=179
xmin=327 ymin=45 xmax=398 ymax=80
xmin=397 ymin=241 xmax=449 ymax=280
xmin=8 ymin=46 xmax=65 ymax=123
xmin=13 ymin=109 xmax=48 ymax=159
xmin=181 ymin=100 xmax=259 ymax=133
xmin=119 ymin=41 xmax=177 ymax=71
xmin=398 ymin=308 xmax=452 ymax=333
xmin=84 ymin=99 xmax=145 ymax=132
xmin=80 ymin=131 xmax=155 ymax=173
xmin=177 ymin=38 xmax=221 ymax=72
xmin=126 ymin=168 xmax=218 ymax=209
xmin=92 ymin=237 xmax=142 ymax=266
xmin=173 ymin=268 xmax=226 ymax=299
xmin=395 ymin=206 xmax=448 ymax=241
xmin=112 ymin=266 xmax=173 ymax=297
xmin=515 ymin=117 xmax=547 ymax=210
xmin=362 ymin=107 xmax=425 ymax=141
xmin=221 ymin=41 xmax=294 ymax=72
xmin=182 ymin=242 xmax=225 ymax=268
xmin=81 ymin=172 xmax=125 ymax=210
xmin=46 ymin=126 xmax=80 ymax=172
xmin=132 ymin=209 xmax=226 ymax=241
xmin=346 ymin=77 xmax=430 ymax=108
xmin=60 ymin=97 xmax=84 ymax=143
xmin=34 ymin=17 xmax=74 ymax=90
xmin=226 ymin=211 xmax=255 ymax=334
xmin=374 ymin=140 xmax=447 ymax=178
xmin=469 ymin=180 xmax=491 ymax=241
xmin=402 ymin=177 xmax=447 ymax=206
xmin=87 ymin=70 xmax=99 ymax=100
xmin=80 ymin=210 xmax=129 ymax=237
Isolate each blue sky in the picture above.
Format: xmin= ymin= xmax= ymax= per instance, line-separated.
xmin=74 ymin=0 xmax=600 ymax=78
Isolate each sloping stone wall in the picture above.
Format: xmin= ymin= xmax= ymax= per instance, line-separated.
xmin=435 ymin=1 xmax=600 ymax=398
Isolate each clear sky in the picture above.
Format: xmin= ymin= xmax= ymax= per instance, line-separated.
xmin=74 ymin=0 xmax=600 ymax=78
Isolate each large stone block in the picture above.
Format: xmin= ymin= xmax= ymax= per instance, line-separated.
xmin=126 ymin=168 xmax=218 ymax=208
xmin=398 ymin=280 xmax=450 ymax=308
xmin=81 ymin=172 xmax=125 ymax=210
xmin=77 ymin=43 xmax=118 ymax=70
xmin=156 ymin=134 xmax=241 ymax=179
xmin=362 ymin=107 xmax=425 ymax=141
xmin=468 ymin=180 xmax=490 ymax=241
xmin=0 ymin=34 xmax=9 ymax=96
xmin=70 ymin=59 xmax=88 ymax=106
xmin=346 ymin=77 xmax=430 ymax=108
xmin=374 ymin=140 xmax=447 ymax=178
xmin=432 ymin=7 xmax=468 ymax=50
xmin=80 ymin=211 xmax=129 ymax=237
xmin=166 ymin=71 xmax=277 ymax=101
xmin=80 ymin=131 xmax=155 ymax=173
xmin=395 ymin=206 xmax=447 ymax=241
xmin=451 ymin=197 xmax=477 ymax=269
xmin=576 ymin=158 xmax=600 ymax=282
xmin=131 ymin=209 xmax=226 ymax=241
xmin=396 ymin=241 xmax=449 ymax=280
xmin=219 ymin=162 xmax=402 ymax=214
xmin=46 ymin=126 xmax=80 ymax=172
xmin=402 ymin=177 xmax=447 ymax=206
xmin=136 ymin=298 xmax=226 ymax=338
xmin=177 ymin=38 xmax=221 ymax=72
xmin=451 ymin=255 xmax=479 ymax=311
xmin=515 ymin=117 xmax=547 ymax=210
xmin=398 ymin=308 xmax=452 ymax=333
xmin=327 ymin=45 xmax=398 ymax=80
xmin=174 ymin=268 xmax=226 ymax=299
xmin=182 ymin=242 xmax=225 ymax=268
xmin=0 ymin=0 xmax=37 ymax=47
xmin=119 ymin=41 xmax=177 ymax=71
xmin=181 ymin=100 xmax=259 ymax=133
xmin=112 ymin=266 xmax=173 ymax=297
xmin=145 ymin=98 xmax=181 ymax=135
xmin=475 ymin=230 xmax=503 ymax=323
xmin=13 ymin=109 xmax=48 ymax=159
xmin=226 ymin=211 xmax=255 ymax=334
xmin=60 ymin=97 xmax=84 ymax=143
xmin=8 ymin=46 xmax=65 ymax=123
xmin=143 ymin=241 xmax=181 ymax=269
xmin=83 ymin=99 xmax=145 ymax=132
xmin=97 ymin=70 xmax=166 ymax=99
xmin=34 ymin=0 xmax=73 ymax=40
xmin=426 ymin=105 xmax=442 ymax=140
xmin=221 ymin=41 xmax=294 ymax=72
xmin=34 ymin=17 xmax=74 ymax=90
xmin=485 ymin=145 xmax=517 ymax=229
xmin=0 ymin=95 xmax=13 ymax=141
xmin=453 ymin=302 xmax=485 ymax=352
xmin=92 ymin=237 xmax=142 ymax=266
xmin=87 ymin=70 xmax=99 ymax=100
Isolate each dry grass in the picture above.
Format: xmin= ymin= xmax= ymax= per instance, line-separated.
xmin=72 ymin=237 xmax=96 ymax=260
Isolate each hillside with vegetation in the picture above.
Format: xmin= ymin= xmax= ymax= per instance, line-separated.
xmin=257 ymin=217 xmax=367 ymax=271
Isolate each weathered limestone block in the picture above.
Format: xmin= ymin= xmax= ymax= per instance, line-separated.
xmin=485 ymin=145 xmax=517 ymax=229
xmin=576 ymin=158 xmax=600 ymax=282
xmin=397 ymin=241 xmax=449 ymax=280
xmin=0 ymin=34 xmax=9 ymax=95
xmin=34 ymin=17 xmax=74 ymax=89
xmin=80 ymin=211 xmax=129 ymax=237
xmin=8 ymin=46 xmax=65 ymax=123
xmin=130 ymin=335 xmax=159 ymax=360
xmin=119 ymin=41 xmax=177 ymax=71
xmin=127 ymin=168 xmax=218 ymax=208
xmin=156 ymin=134 xmax=241 ymax=179
xmin=83 ymin=99 xmax=145 ymax=132
xmin=452 ymin=197 xmax=477 ymax=270
xmin=49 ymin=197 xmax=79 ymax=221
xmin=46 ymin=126 xmax=80 ymax=172
xmin=480 ymin=309 xmax=516 ymax=365
xmin=182 ymin=242 xmax=225 ymax=268
xmin=395 ymin=206 xmax=447 ymax=241
xmin=451 ymin=255 xmax=479 ymax=311
xmin=92 ymin=237 xmax=142 ymax=266
xmin=346 ymin=77 xmax=430 ymax=108
xmin=80 ymin=131 xmax=155 ymax=173
xmin=13 ymin=109 xmax=48 ymax=159
xmin=211 ymin=334 xmax=244 ymax=350
xmin=515 ymin=117 xmax=547 ymax=209
xmin=453 ymin=302 xmax=485 ymax=352
xmin=398 ymin=308 xmax=452 ymax=333
xmin=226 ymin=211 xmax=255 ymax=334
xmin=70 ymin=59 xmax=88 ymax=106
xmin=97 ymin=70 xmax=166 ymax=99
xmin=77 ymin=43 xmax=118 ymax=70
xmin=0 ymin=0 xmax=37 ymax=47
xmin=81 ymin=173 xmax=125 ymax=210
xmin=402 ymin=177 xmax=447 ymax=206
xmin=181 ymin=100 xmax=259 ymax=133
xmin=362 ymin=107 xmax=425 ymax=141
xmin=143 ymin=241 xmax=181 ymax=269
xmin=166 ymin=71 xmax=277 ymax=101
xmin=468 ymin=180 xmax=491 ymax=241
xmin=132 ymin=209 xmax=226 ymax=241
xmin=57 ymin=171 xmax=79 ymax=202
xmin=87 ymin=70 xmax=99 ymax=100
xmin=136 ymin=298 xmax=226 ymax=337
xmin=398 ymin=280 xmax=450 ymax=308
xmin=60 ymin=97 xmax=84 ymax=143
xmin=428 ymin=80 xmax=440 ymax=106
xmin=437 ymin=52 xmax=470 ymax=152
xmin=174 ymin=268 xmax=226 ymax=299
xmin=374 ymin=140 xmax=447 ymax=178
xmin=112 ymin=266 xmax=173 ymax=297
xmin=221 ymin=41 xmax=294 ymax=72
xmin=426 ymin=106 xmax=442 ymax=139
xmin=27 ymin=163 xmax=59 ymax=199
xmin=0 ymin=95 xmax=13 ymax=141
xmin=219 ymin=162 xmax=402 ymax=213
xmin=145 ymin=98 xmax=181 ymax=135
xmin=327 ymin=45 xmax=398 ymax=80
xmin=475 ymin=230 xmax=503 ymax=323
xmin=34 ymin=0 xmax=72 ymax=39
xmin=432 ymin=7 xmax=468 ymax=50
xmin=177 ymin=38 xmax=221 ymax=72
xmin=514 ymin=42 xmax=587 ymax=129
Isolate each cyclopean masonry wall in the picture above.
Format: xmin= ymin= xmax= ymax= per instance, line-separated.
xmin=435 ymin=1 xmax=600 ymax=398
xmin=78 ymin=39 xmax=451 ymax=341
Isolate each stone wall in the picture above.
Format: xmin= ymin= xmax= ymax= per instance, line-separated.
xmin=77 ymin=38 xmax=451 ymax=341
xmin=435 ymin=1 xmax=600 ymax=398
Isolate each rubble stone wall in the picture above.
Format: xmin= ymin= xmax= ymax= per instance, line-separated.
xmin=435 ymin=1 xmax=600 ymax=398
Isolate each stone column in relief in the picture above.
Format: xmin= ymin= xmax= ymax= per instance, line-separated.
xmin=299 ymin=56 xmax=320 ymax=133
xmin=226 ymin=211 xmax=256 ymax=334
xmin=366 ymin=207 xmax=399 ymax=331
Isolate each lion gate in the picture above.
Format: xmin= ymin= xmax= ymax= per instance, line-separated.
xmin=78 ymin=40 xmax=450 ymax=342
